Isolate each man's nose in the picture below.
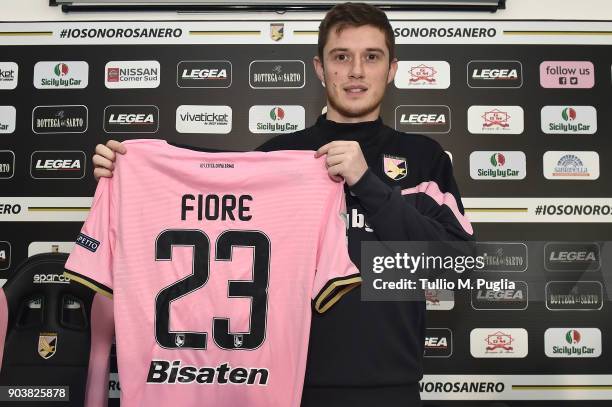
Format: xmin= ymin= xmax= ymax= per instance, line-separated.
xmin=349 ymin=57 xmax=364 ymax=79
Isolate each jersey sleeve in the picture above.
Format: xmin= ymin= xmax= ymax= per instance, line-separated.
xmin=64 ymin=176 xmax=115 ymax=298
xmin=312 ymin=183 xmax=361 ymax=314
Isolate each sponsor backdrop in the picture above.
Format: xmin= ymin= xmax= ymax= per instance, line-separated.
xmin=0 ymin=19 xmax=611 ymax=406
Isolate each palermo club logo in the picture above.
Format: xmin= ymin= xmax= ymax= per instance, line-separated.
xmin=269 ymin=107 xmax=285 ymax=121
xmin=565 ymin=329 xmax=581 ymax=344
xmin=54 ymin=63 xmax=69 ymax=77
xmin=562 ymin=107 xmax=576 ymax=121
xmin=490 ymin=153 xmax=506 ymax=167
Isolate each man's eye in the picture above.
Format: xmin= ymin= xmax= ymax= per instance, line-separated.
xmin=367 ymin=54 xmax=379 ymax=61
xmin=336 ymin=54 xmax=348 ymax=61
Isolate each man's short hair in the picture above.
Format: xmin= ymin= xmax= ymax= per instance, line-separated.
xmin=318 ymin=2 xmax=396 ymax=64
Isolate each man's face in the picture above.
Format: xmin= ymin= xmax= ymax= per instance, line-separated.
xmin=315 ymin=24 xmax=397 ymax=122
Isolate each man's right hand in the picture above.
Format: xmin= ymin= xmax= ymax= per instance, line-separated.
xmin=92 ymin=140 xmax=127 ymax=181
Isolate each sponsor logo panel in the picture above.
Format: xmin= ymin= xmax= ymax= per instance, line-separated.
xmin=425 ymin=289 xmax=454 ymax=310
xmin=28 ymin=241 xmax=74 ymax=257
xmin=543 ymin=151 xmax=599 ymax=180
xmin=475 ymin=242 xmax=527 ymax=272
xmin=544 ymin=328 xmax=601 ymax=358
xmin=544 ymin=242 xmax=600 ymax=272
xmin=395 ymin=105 xmax=451 ymax=134
xmin=545 ymin=281 xmax=603 ymax=311
xmin=248 ymin=105 xmax=305 ymax=134
xmin=470 ymin=328 xmax=528 ymax=358
xmin=177 ymin=60 xmax=232 ymax=88
xmin=468 ymin=105 xmax=524 ymax=134
xmin=105 ymin=60 xmax=160 ymax=89
xmin=0 ymin=106 xmax=16 ymax=134
xmin=33 ymin=61 xmax=88 ymax=89
xmin=0 ymin=150 xmax=15 ymax=179
xmin=104 ymin=105 xmax=159 ymax=133
xmin=541 ymin=106 xmax=597 ymax=134
xmin=249 ymin=60 xmax=305 ymax=89
xmin=394 ymin=61 xmax=450 ymax=89
xmin=540 ymin=61 xmax=594 ymax=88
xmin=471 ymin=281 xmax=528 ymax=310
xmin=470 ymin=151 xmax=526 ymax=180
xmin=467 ymin=60 xmax=523 ymax=88
xmin=0 ymin=241 xmax=11 ymax=270
xmin=32 ymin=105 xmax=88 ymax=134
xmin=30 ymin=151 xmax=86 ymax=179
xmin=0 ymin=62 xmax=18 ymax=90
xmin=176 ymin=105 xmax=232 ymax=134
xmin=424 ymin=328 xmax=453 ymax=358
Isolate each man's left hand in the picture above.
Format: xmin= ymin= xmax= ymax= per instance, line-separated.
xmin=315 ymin=141 xmax=368 ymax=186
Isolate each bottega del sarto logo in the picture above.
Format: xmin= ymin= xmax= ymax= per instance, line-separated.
xmin=395 ymin=105 xmax=451 ymax=133
xmin=30 ymin=151 xmax=86 ymax=179
xmin=104 ymin=105 xmax=159 ymax=133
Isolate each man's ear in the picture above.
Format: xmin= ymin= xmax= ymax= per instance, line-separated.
xmin=387 ymin=57 xmax=398 ymax=85
xmin=313 ymin=55 xmax=325 ymax=85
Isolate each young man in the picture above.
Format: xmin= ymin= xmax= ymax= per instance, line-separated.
xmin=92 ymin=3 xmax=473 ymax=406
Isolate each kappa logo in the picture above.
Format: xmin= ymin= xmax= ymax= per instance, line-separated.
xmin=177 ymin=61 xmax=232 ymax=88
xmin=38 ymin=333 xmax=58 ymax=359
xmin=383 ymin=154 xmax=408 ymax=181
xmin=468 ymin=61 xmax=523 ymax=88
xmin=395 ymin=61 xmax=450 ymax=89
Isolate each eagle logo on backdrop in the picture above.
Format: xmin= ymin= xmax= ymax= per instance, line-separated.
xmin=175 ymin=333 xmax=185 ymax=348
xmin=270 ymin=23 xmax=284 ymax=41
xmin=38 ymin=333 xmax=57 ymax=359
xmin=383 ymin=154 xmax=408 ymax=180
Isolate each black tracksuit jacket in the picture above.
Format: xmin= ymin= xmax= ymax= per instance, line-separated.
xmin=257 ymin=114 xmax=474 ymax=407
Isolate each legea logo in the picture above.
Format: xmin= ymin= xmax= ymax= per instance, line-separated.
xmin=540 ymin=61 xmax=594 ymax=88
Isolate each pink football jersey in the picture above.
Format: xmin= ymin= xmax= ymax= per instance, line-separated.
xmin=65 ymin=139 xmax=360 ymax=407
